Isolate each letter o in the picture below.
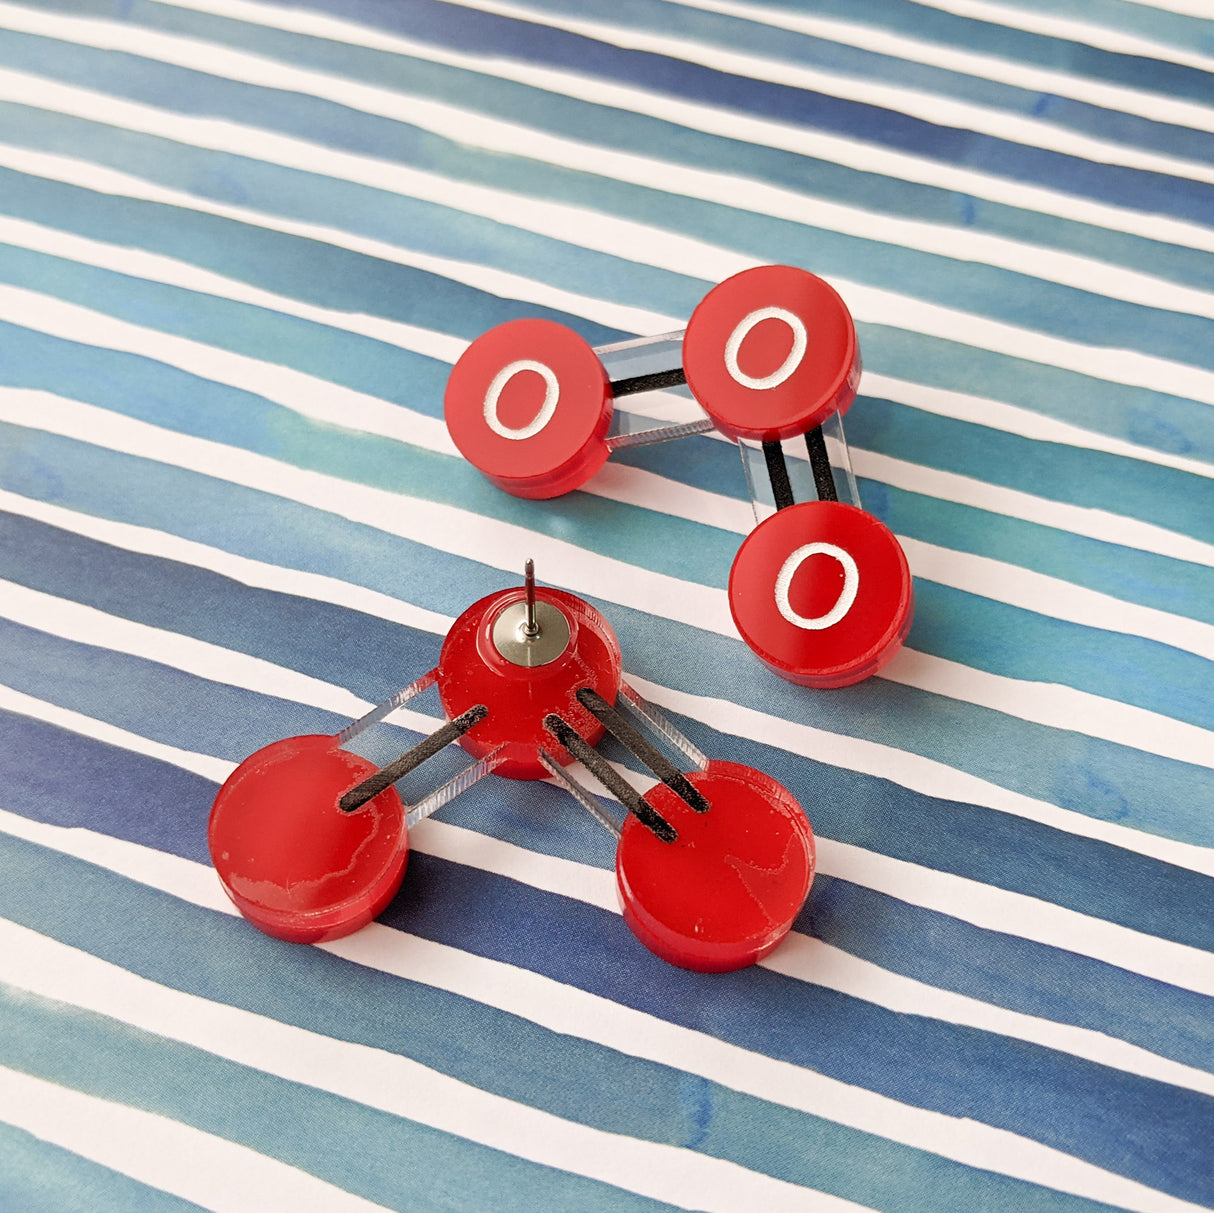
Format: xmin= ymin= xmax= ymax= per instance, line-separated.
xmin=774 ymin=542 xmax=859 ymax=631
xmin=723 ymin=306 xmax=808 ymax=392
xmin=483 ymin=359 xmax=560 ymax=441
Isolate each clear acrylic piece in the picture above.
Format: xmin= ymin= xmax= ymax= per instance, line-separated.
xmin=337 ymin=668 xmax=438 ymax=746
xmin=406 ymin=746 xmax=507 ymax=828
xmin=738 ymin=412 xmax=862 ymax=526
xmin=539 ymin=749 xmax=624 ymax=838
xmin=618 ymin=682 xmax=708 ymax=772
xmin=599 ymin=330 xmax=714 ymax=452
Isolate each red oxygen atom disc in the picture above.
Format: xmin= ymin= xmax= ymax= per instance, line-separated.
xmin=208 ymin=734 xmax=408 ymax=943
xmin=728 ymin=500 xmax=913 ymax=688
xmin=436 ymin=586 xmax=623 ymax=779
xmin=444 ymin=318 xmax=613 ymax=498
xmin=616 ymin=760 xmax=815 ymax=972
xmin=682 ymin=265 xmax=860 ymax=442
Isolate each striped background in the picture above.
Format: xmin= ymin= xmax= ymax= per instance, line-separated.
xmin=0 ymin=0 xmax=1211 ymax=1208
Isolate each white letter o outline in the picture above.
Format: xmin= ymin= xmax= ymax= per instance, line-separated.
xmin=724 ymin=306 xmax=808 ymax=391
xmin=483 ymin=359 xmax=559 ymax=441
xmin=774 ymin=542 xmax=859 ymax=631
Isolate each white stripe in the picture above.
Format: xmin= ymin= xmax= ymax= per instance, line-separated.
xmin=5 ymin=488 xmax=1211 ymax=878
xmin=435 ymin=0 xmax=1214 ymax=187
xmin=0 ymin=581 xmax=451 ymax=743
xmin=3 ymin=267 xmax=1212 ymax=574
xmin=861 ymin=372 xmax=1214 ymax=483
xmin=0 ymin=1064 xmax=395 ymax=1213
xmin=0 ymin=282 xmax=455 ymax=454
xmin=0 ymin=919 xmax=874 ymax=1213
xmin=5 ymin=610 xmax=1214 ymax=997
xmin=6 ymin=143 xmax=1213 ymax=499
xmin=897 ymin=533 xmax=1214 ymax=660
xmin=4 ymin=800 xmax=1214 ymax=1191
xmin=1128 ymin=0 xmax=1214 ymax=16
xmin=0 ymin=487 xmax=455 ymax=639
xmin=661 ymin=0 xmax=1214 ymax=135
xmin=910 ymin=0 xmax=1214 ymax=75
xmin=764 ymin=935 xmax=1214 ymax=1098
xmin=0 ymin=682 xmax=233 ymax=783
xmin=8 ymin=69 xmax=1214 ymax=410
xmin=5 ymin=391 xmax=1214 ymax=773
xmin=850 ymin=446 xmax=1214 ymax=567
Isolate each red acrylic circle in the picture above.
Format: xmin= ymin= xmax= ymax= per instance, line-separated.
xmin=444 ymin=318 xmax=613 ymax=499
xmin=729 ymin=501 xmax=913 ymax=688
xmin=682 ymin=265 xmax=860 ymax=441
xmin=436 ymin=586 xmax=623 ymax=780
xmin=616 ymin=760 xmax=814 ymax=972
xmin=208 ymin=734 xmax=408 ymax=944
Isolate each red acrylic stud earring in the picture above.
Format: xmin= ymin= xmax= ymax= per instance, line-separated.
xmin=443 ymin=264 xmax=914 ymax=689
xmin=209 ymin=562 xmax=814 ymax=970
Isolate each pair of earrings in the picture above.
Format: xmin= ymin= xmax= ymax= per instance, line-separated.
xmin=210 ymin=266 xmax=907 ymax=971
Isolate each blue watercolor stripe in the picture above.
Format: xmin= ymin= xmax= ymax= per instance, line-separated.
xmin=0 ymin=984 xmax=674 ymax=1213
xmin=3 ymin=420 xmax=1212 ymax=852
xmin=0 ymin=1117 xmax=205 ymax=1213
xmin=860 ymin=475 xmax=1214 ymax=628
xmin=807 ymin=873 xmax=1214 ymax=1078
xmin=2 ymin=107 xmax=1213 ymax=473
xmin=9 ymin=23 xmax=1214 ymax=383
xmin=50 ymin=0 xmax=1214 ymax=172
xmin=0 ymin=821 xmax=1210 ymax=1208
xmin=847 ymin=396 xmax=1214 ymax=547
xmin=0 ymin=839 xmax=1135 ymax=1213
xmin=931 ymin=0 xmax=1214 ymax=60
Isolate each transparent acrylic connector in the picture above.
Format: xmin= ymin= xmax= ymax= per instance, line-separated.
xmin=597 ymin=331 xmax=714 ymax=452
xmin=738 ymin=411 xmax=861 ymax=527
xmin=336 ymin=671 xmax=505 ymax=828
xmin=540 ymin=680 xmax=709 ymax=838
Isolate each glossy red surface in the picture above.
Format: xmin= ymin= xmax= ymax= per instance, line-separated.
xmin=682 ymin=265 xmax=860 ymax=442
xmin=615 ymin=761 xmax=814 ymax=972
xmin=208 ymin=734 xmax=408 ymax=944
xmin=436 ymin=586 xmax=623 ymax=779
xmin=444 ymin=318 xmax=613 ymax=498
xmin=728 ymin=501 xmax=913 ymax=688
